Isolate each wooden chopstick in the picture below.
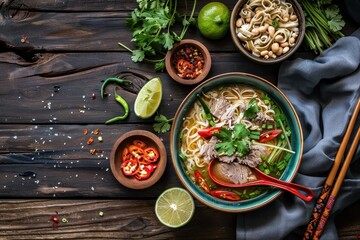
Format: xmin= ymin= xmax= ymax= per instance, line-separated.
xmin=303 ymin=98 xmax=360 ymax=240
xmin=313 ymin=124 xmax=360 ymax=239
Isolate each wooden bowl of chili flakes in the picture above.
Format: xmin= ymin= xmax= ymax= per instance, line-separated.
xmin=110 ymin=130 xmax=167 ymax=189
xmin=165 ymin=39 xmax=212 ymax=85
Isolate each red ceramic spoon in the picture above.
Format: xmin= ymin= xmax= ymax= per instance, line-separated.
xmin=208 ymin=160 xmax=314 ymax=202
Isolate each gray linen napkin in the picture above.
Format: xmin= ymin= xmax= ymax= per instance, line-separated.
xmin=236 ymin=30 xmax=360 ymax=240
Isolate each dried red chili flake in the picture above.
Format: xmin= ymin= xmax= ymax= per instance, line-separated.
xmin=172 ymin=45 xmax=204 ymax=80
xmin=93 ymin=129 xmax=100 ymax=135
xmin=50 ymin=211 xmax=60 ymax=228
xmin=51 ymin=215 xmax=59 ymax=223
xmin=87 ymin=137 xmax=94 ymax=145
xmin=90 ymin=149 xmax=103 ymax=155
xmin=83 ymin=128 xmax=88 ymax=135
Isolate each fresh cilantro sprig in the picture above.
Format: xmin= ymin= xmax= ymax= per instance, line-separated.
xmin=299 ymin=0 xmax=345 ymax=54
xmin=244 ymin=98 xmax=260 ymax=119
xmin=153 ymin=114 xmax=173 ymax=133
xmin=213 ymin=124 xmax=250 ymax=157
xmin=119 ymin=0 xmax=197 ymax=71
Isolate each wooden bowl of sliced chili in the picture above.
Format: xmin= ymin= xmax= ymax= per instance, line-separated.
xmin=110 ymin=130 xmax=167 ymax=189
xmin=165 ymin=39 xmax=212 ymax=85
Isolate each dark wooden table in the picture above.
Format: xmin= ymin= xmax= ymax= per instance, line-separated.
xmin=0 ymin=0 xmax=359 ymax=239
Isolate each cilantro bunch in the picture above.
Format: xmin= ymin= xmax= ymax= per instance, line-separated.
xmin=299 ymin=0 xmax=345 ymax=54
xmin=119 ymin=0 xmax=197 ymax=71
xmin=213 ymin=124 xmax=251 ymax=157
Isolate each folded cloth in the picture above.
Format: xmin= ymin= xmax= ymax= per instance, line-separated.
xmin=236 ymin=29 xmax=360 ymax=240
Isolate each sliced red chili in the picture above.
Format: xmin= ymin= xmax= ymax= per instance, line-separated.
xmin=198 ymin=127 xmax=221 ymax=138
xmin=144 ymin=147 xmax=159 ymax=162
xmin=194 ymin=170 xmax=210 ymax=193
xmin=133 ymin=140 xmax=147 ymax=149
xmin=121 ymin=159 xmax=139 ymax=176
xmin=177 ymin=59 xmax=193 ymax=74
xmin=122 ymin=147 xmax=134 ymax=162
xmin=135 ymin=163 xmax=157 ymax=180
xmin=128 ymin=145 xmax=145 ymax=160
xmin=259 ymin=129 xmax=282 ymax=143
xmin=210 ymin=190 xmax=241 ymax=201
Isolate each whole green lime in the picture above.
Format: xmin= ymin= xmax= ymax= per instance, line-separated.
xmin=197 ymin=2 xmax=231 ymax=40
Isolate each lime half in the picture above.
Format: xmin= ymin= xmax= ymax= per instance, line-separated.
xmin=155 ymin=187 xmax=195 ymax=228
xmin=134 ymin=77 xmax=162 ymax=119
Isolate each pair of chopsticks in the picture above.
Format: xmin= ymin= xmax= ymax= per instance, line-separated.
xmin=303 ymin=98 xmax=360 ymax=240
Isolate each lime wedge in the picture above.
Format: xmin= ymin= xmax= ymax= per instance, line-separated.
xmin=134 ymin=77 xmax=162 ymax=119
xmin=155 ymin=187 xmax=195 ymax=228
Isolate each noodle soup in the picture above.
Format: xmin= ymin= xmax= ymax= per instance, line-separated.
xmin=179 ymin=84 xmax=294 ymax=201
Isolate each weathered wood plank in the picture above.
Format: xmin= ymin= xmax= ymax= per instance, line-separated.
xmin=3 ymin=0 xmax=238 ymax=12
xmin=0 ymin=52 xmax=280 ymax=124
xmin=0 ymin=0 xmax=240 ymax=52
xmin=0 ymin=199 xmax=236 ymax=239
xmin=0 ymin=199 xmax=357 ymax=239
xmin=0 ymin=123 xmax=180 ymax=198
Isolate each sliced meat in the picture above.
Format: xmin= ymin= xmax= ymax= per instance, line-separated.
xmin=253 ymin=112 xmax=275 ymax=128
xmin=236 ymin=144 xmax=266 ymax=168
xmin=218 ymin=154 xmax=237 ymax=163
xmin=210 ymin=98 xmax=230 ymax=119
xmin=199 ymin=136 xmax=218 ymax=160
xmin=213 ymin=161 xmax=256 ymax=184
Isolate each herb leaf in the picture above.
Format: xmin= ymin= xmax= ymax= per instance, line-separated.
xmin=153 ymin=114 xmax=173 ymax=133
xmin=213 ymin=124 xmax=250 ymax=157
xmin=234 ymin=124 xmax=249 ymax=139
xmin=119 ymin=0 xmax=197 ymax=71
xmin=325 ymin=5 xmax=345 ymax=32
xmin=244 ymin=98 xmax=260 ymax=119
xmin=299 ymin=0 xmax=344 ymax=54
xmin=234 ymin=140 xmax=250 ymax=157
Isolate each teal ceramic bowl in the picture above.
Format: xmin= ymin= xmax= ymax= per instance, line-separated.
xmin=170 ymin=72 xmax=303 ymax=212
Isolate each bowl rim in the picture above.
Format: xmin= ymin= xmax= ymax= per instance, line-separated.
xmin=110 ymin=130 xmax=167 ymax=190
xmin=230 ymin=0 xmax=305 ymax=64
xmin=170 ymin=72 xmax=304 ymax=212
xmin=165 ymin=39 xmax=212 ymax=85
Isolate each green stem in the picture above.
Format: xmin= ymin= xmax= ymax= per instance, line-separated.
xmin=118 ymin=42 xmax=164 ymax=63
xmin=179 ymin=0 xmax=197 ymax=39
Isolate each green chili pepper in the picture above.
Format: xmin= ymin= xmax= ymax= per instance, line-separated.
xmin=196 ymin=94 xmax=215 ymax=126
xmin=100 ymin=77 xmax=132 ymax=99
xmin=105 ymin=87 xmax=129 ymax=124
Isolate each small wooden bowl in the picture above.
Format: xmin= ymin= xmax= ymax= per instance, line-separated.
xmin=165 ymin=39 xmax=211 ymax=85
xmin=230 ymin=0 xmax=305 ymax=64
xmin=110 ymin=130 xmax=167 ymax=189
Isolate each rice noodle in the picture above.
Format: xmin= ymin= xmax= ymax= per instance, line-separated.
xmin=235 ymin=0 xmax=299 ymax=59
